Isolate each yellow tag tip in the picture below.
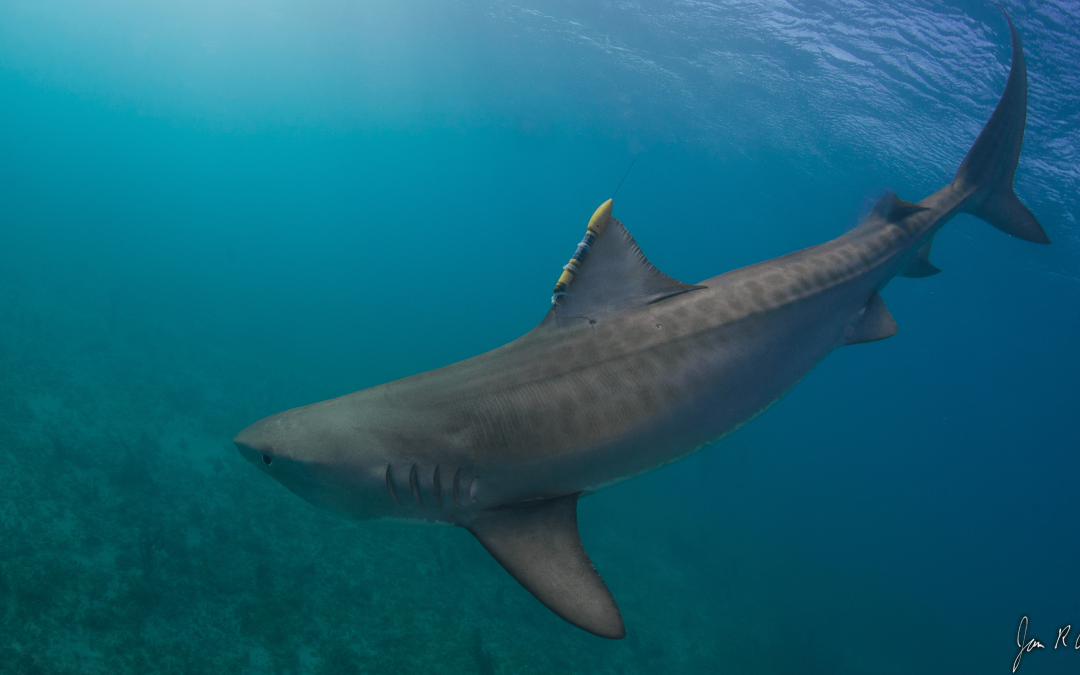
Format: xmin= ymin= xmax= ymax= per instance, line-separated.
xmin=588 ymin=199 xmax=614 ymax=235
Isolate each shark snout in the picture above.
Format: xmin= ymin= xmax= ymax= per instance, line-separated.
xmin=234 ymin=424 xmax=275 ymax=468
xmin=234 ymin=438 xmax=270 ymax=467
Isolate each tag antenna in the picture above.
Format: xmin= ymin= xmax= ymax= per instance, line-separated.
xmin=612 ymin=157 xmax=637 ymax=199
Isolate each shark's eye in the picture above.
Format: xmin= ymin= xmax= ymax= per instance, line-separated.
xmin=262 ymin=454 xmax=273 ymax=466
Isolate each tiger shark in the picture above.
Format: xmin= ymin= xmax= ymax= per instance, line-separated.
xmin=235 ymin=14 xmax=1048 ymax=639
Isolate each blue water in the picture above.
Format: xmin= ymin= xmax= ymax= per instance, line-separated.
xmin=1 ymin=0 xmax=1078 ymax=673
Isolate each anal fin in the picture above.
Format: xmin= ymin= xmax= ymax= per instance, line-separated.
xmin=900 ymin=237 xmax=942 ymax=278
xmin=843 ymin=291 xmax=897 ymax=345
xmin=465 ymin=493 xmax=625 ymax=639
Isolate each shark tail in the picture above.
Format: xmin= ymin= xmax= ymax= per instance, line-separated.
xmin=952 ymin=10 xmax=1049 ymax=244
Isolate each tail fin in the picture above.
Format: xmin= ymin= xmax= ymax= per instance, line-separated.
xmin=953 ymin=10 xmax=1050 ymax=244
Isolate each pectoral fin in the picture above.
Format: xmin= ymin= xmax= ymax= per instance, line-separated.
xmin=465 ymin=493 xmax=625 ymax=639
xmin=843 ymin=291 xmax=897 ymax=345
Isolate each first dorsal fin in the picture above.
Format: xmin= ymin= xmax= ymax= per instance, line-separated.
xmin=545 ymin=217 xmax=702 ymax=325
xmin=465 ymin=493 xmax=625 ymax=639
xmin=868 ymin=190 xmax=926 ymax=224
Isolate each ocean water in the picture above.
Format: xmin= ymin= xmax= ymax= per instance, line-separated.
xmin=1 ymin=0 xmax=1078 ymax=673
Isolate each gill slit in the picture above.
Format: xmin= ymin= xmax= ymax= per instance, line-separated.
xmin=432 ymin=465 xmax=443 ymax=506
xmin=408 ymin=463 xmax=423 ymax=506
xmin=385 ymin=464 xmax=400 ymax=505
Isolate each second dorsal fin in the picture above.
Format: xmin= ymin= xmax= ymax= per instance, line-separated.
xmin=867 ymin=190 xmax=927 ymax=224
xmin=546 ymin=217 xmax=702 ymax=324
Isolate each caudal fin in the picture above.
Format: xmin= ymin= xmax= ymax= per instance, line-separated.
xmin=953 ymin=10 xmax=1050 ymax=244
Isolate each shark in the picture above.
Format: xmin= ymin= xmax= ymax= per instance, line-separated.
xmin=234 ymin=13 xmax=1048 ymax=639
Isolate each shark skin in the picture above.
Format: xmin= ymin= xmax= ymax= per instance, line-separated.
xmin=235 ymin=13 xmax=1048 ymax=640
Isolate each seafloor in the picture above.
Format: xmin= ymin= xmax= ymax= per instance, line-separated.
xmin=0 ymin=269 xmax=874 ymax=675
